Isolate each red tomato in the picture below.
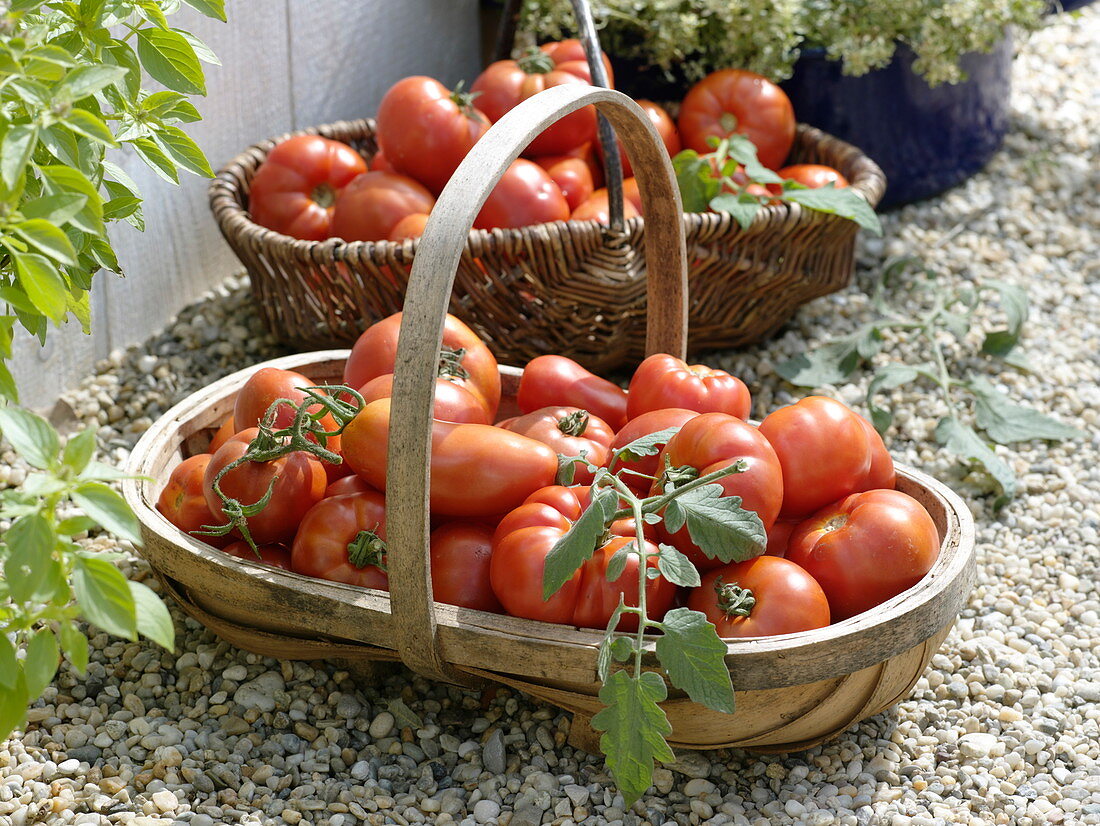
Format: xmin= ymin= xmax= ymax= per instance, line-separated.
xmin=492 ymin=485 xmax=636 ymax=545
xmin=627 ymin=354 xmax=751 ymax=420
xmin=222 ymin=540 xmax=293 ymax=571
xmin=778 ymin=164 xmax=849 ymax=189
xmin=621 ymin=177 xmax=644 ymax=215
xmin=609 ymin=408 xmax=699 ymax=495
xmin=473 ymin=159 xmax=570 ymax=231
xmin=678 ymin=69 xmax=796 ymax=170
xmin=208 ymin=416 xmax=236 ymax=454
xmin=532 ymin=155 xmax=595 ymax=212
xmin=539 ymin=39 xmax=614 ymax=86
xmin=291 ymin=491 xmax=389 ymax=590
xmin=497 ymin=406 xmax=614 ymax=485
xmin=654 ymin=413 xmax=784 ymax=571
xmin=517 ymin=354 xmax=628 ymax=431
xmin=344 ymin=312 xmax=501 ymax=419
xmin=342 ymin=398 xmax=558 ymax=517
xmin=248 ymin=135 xmax=368 ymax=240
xmin=429 ymin=522 xmax=502 ymax=612
xmin=203 ymin=429 xmax=328 ymax=545
xmin=324 ymin=475 xmax=376 ymax=498
xmin=329 ymin=171 xmax=435 ymax=242
xmin=472 ymin=48 xmax=599 ymax=156
xmin=758 ymin=396 xmax=874 ymax=519
xmin=608 ymin=101 xmax=680 ymax=177
xmin=857 ymin=414 xmax=897 ymax=491
xmin=359 ymin=374 xmax=490 ymax=425
xmin=388 ymin=212 xmax=430 ymax=241
xmin=765 ymin=519 xmax=800 ymax=558
xmin=491 ymin=527 xmax=673 ymax=630
xmin=156 ymin=454 xmax=228 ymax=547
xmin=369 ymin=150 xmax=394 ymax=173
xmin=688 ymin=556 xmax=830 ymax=638
xmin=786 ymin=489 xmax=940 ymax=621
xmin=375 ymin=76 xmax=491 ymax=194
xmin=570 ymin=188 xmax=640 ymax=224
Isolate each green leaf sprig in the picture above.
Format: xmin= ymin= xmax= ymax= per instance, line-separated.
xmin=672 ymin=135 xmax=882 ymax=235
xmin=776 ymin=258 xmax=1085 ymax=509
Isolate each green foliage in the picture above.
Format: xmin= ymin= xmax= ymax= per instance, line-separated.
xmin=776 ymin=259 xmax=1085 ymax=509
xmin=519 ymin=0 xmax=1046 ymax=85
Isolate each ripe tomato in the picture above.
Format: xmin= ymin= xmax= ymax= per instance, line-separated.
xmin=765 ymin=519 xmax=800 ymax=558
xmin=473 ymin=159 xmax=570 ymax=231
xmin=203 ymin=429 xmax=328 ymax=545
xmin=785 ymin=489 xmax=940 ymax=621
xmin=208 ymin=415 xmax=236 ymax=454
xmin=342 ymin=398 xmax=558 ymax=517
xmin=472 ymin=49 xmax=599 ymax=156
xmin=369 ymin=149 xmax=394 ymax=173
xmin=757 ymin=396 xmax=874 ymax=519
xmin=570 ymin=188 xmax=640 ymax=224
xmin=324 ymin=475 xmax=376 ymax=498
xmin=539 ymin=39 xmax=614 ymax=86
xmin=858 ymin=414 xmax=897 ymax=491
xmin=627 ymin=354 xmax=751 ymax=421
xmin=609 ymin=408 xmax=698 ymax=495
xmin=491 ymin=526 xmax=673 ymax=630
xmin=654 ymin=413 xmax=784 ymax=571
xmin=248 ymin=135 xmax=368 ymax=240
xmin=678 ymin=69 xmax=796 ymax=170
xmin=291 ymin=491 xmax=389 ymax=590
xmin=621 ymin=177 xmax=644 ymax=215
xmin=532 ymin=155 xmax=594 ymax=211
xmin=496 ymin=406 xmax=614 ymax=484
xmin=388 ymin=212 xmax=430 ymax=241
xmin=492 ymin=485 xmax=637 ymax=544
xmin=329 ymin=171 xmax=435 ymax=242
xmin=344 ymin=311 xmax=501 ymax=419
xmin=778 ymin=164 xmax=848 ymax=189
xmin=517 ymin=354 xmax=628 ymax=431
xmin=375 ymin=76 xmax=491 ymax=194
xmin=429 ymin=522 xmax=502 ymax=612
xmin=156 ymin=454 xmax=228 ymax=547
xmin=359 ymin=374 xmax=490 ymax=424
xmin=608 ymin=100 xmax=680 ymax=177
xmin=687 ymin=556 xmax=830 ymax=638
xmin=222 ymin=540 xmax=293 ymax=571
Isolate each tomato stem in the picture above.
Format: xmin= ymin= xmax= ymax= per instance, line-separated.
xmin=714 ymin=577 xmax=755 ymax=618
xmin=437 ymin=346 xmax=470 ymax=381
xmin=517 ymin=47 xmax=556 ymax=75
xmin=311 ymin=183 xmax=336 ymax=209
xmin=557 ymin=409 xmax=590 ymax=436
xmin=347 ymin=529 xmax=387 ymax=570
xmin=608 ymin=460 xmax=746 ymax=522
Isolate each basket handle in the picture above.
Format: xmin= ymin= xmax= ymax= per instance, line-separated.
xmin=385 ymin=84 xmax=688 ymax=685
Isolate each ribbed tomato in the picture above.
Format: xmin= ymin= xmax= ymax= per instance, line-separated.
xmin=627 ymin=354 xmax=751 ymax=420
xmin=156 ymin=454 xmax=228 ymax=547
xmin=429 ymin=522 xmax=502 ymax=612
xmin=291 ymin=491 xmax=389 ymax=590
xmin=496 ymin=406 xmax=613 ymax=484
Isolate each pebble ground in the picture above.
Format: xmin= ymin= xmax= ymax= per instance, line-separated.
xmin=2 ymin=7 xmax=1098 ymax=826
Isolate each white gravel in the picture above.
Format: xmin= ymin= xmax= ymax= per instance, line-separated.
xmin=2 ymin=7 xmax=1099 ymax=826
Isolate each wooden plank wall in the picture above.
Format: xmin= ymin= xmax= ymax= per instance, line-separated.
xmin=12 ymin=0 xmax=483 ymax=408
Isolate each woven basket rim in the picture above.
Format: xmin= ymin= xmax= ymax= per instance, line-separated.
xmin=207 ymin=116 xmax=887 ymax=258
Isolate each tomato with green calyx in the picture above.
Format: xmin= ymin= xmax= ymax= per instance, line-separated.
xmin=653 ymin=413 xmax=783 ymax=571
xmin=223 ymin=540 xmax=293 ymax=571
xmin=376 ymin=76 xmax=491 ymax=195
xmin=342 ymin=398 xmax=558 ymax=517
xmin=359 ymin=374 xmax=490 ymax=425
xmin=687 ymin=556 xmax=830 ymax=637
xmin=517 ymin=355 xmax=628 ymax=431
xmin=785 ymin=489 xmax=940 ymax=621
xmin=291 ymin=491 xmax=390 ymax=590
xmin=203 ymin=428 xmax=329 ymax=546
xmin=329 ymin=171 xmax=435 ymax=242
xmin=343 ymin=311 xmax=501 ymax=419
xmin=497 ymin=406 xmax=613 ymax=484
xmin=156 ymin=454 xmax=228 ymax=548
xmin=627 ymin=353 xmax=751 ymax=421
xmin=429 ymin=522 xmax=502 ymax=612
xmin=248 ymin=135 xmax=368 ymax=240
xmin=609 ymin=408 xmax=698 ymax=495
xmin=678 ymin=69 xmax=795 ymax=170
xmin=758 ymin=396 xmax=874 ymax=519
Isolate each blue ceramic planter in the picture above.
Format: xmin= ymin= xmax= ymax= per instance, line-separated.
xmin=781 ymin=37 xmax=1014 ymax=208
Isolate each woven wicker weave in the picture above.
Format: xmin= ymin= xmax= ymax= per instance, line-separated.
xmin=209 ymin=118 xmax=885 ymax=372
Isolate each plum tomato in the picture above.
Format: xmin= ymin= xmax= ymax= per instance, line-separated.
xmin=290 ymin=490 xmax=389 ymax=590
xmin=496 ymin=406 xmax=614 ymax=484
xmin=429 ymin=522 xmax=502 ymax=612
xmin=208 ymin=415 xmax=236 ymax=454
xmin=156 ymin=454 xmax=228 ymax=547
xmin=627 ymin=353 xmax=751 ymax=420
xmin=359 ymin=374 xmax=490 ymax=425
xmin=517 ymin=355 xmax=628 ymax=431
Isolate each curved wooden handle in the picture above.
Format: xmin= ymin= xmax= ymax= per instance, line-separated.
xmin=385 ymin=85 xmax=688 ymax=684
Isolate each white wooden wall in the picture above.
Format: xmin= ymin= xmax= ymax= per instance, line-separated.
xmin=12 ymin=0 xmax=483 ymax=408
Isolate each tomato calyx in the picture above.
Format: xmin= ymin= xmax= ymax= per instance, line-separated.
xmin=437 ymin=346 xmax=470 ymax=381
xmin=347 ymin=529 xmax=387 ymax=570
xmin=311 ymin=182 xmax=336 ymax=209
xmin=656 ymin=462 xmax=701 ymax=494
xmin=557 ymin=409 xmax=590 ymax=436
xmin=714 ymin=576 xmax=756 ymax=618
xmin=823 ymin=514 xmax=848 ymax=532
xmin=449 ymin=81 xmax=483 ymax=117
xmin=718 ymin=112 xmax=739 ymax=134
xmin=517 ymin=48 xmax=556 ymax=75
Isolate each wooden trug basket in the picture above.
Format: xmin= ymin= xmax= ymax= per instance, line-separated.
xmin=208 ymin=69 xmax=886 ymax=374
xmin=133 ymin=87 xmax=971 ymax=753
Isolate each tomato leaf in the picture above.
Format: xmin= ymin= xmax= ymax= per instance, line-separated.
xmin=614 ymin=426 xmax=683 ymax=465
xmin=596 ymin=605 xmax=627 ymax=683
xmin=671 ymin=150 xmax=719 ymax=213
xmin=135 ymin=27 xmax=206 ymax=96
xmin=542 ymin=488 xmax=618 ymax=600
xmin=708 ymin=192 xmax=761 ymax=229
xmin=591 ymin=670 xmax=674 ymax=806
xmin=655 ymin=543 xmax=700 ymax=588
xmin=663 ymin=484 xmax=765 ymax=564
xmin=654 ymin=607 xmax=734 ymax=713
xmin=0 ymin=406 xmax=61 ymax=469
xmin=72 ymin=556 xmax=137 ymax=640
xmin=604 ymin=541 xmax=633 ymax=583
xmin=71 ymin=482 xmax=142 ymax=546
xmin=781 ymin=185 xmax=882 ymax=235
xmin=981 ymin=279 xmax=1029 ymax=357
xmin=23 ymin=629 xmax=60 ymax=698
xmin=865 ymin=364 xmax=924 ymax=433
xmin=4 ymin=514 xmax=54 ymax=603
xmin=776 ymin=325 xmax=881 ymax=387
xmin=723 ymin=134 xmax=783 ymax=184
xmin=129 ymin=581 xmax=175 ymax=651
xmin=969 ymin=377 xmax=1085 ymax=445
xmin=934 ymin=416 xmax=1016 ymax=510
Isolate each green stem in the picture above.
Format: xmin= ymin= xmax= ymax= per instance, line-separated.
xmin=610 ymin=460 xmax=745 ymax=521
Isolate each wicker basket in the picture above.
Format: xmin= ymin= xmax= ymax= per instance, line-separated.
xmin=133 ymin=88 xmax=971 ymax=753
xmin=208 ymin=51 xmax=886 ymax=373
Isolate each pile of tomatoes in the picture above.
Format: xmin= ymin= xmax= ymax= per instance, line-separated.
xmin=247 ymin=41 xmax=849 ymax=243
xmin=157 ymin=313 xmax=941 ymax=639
